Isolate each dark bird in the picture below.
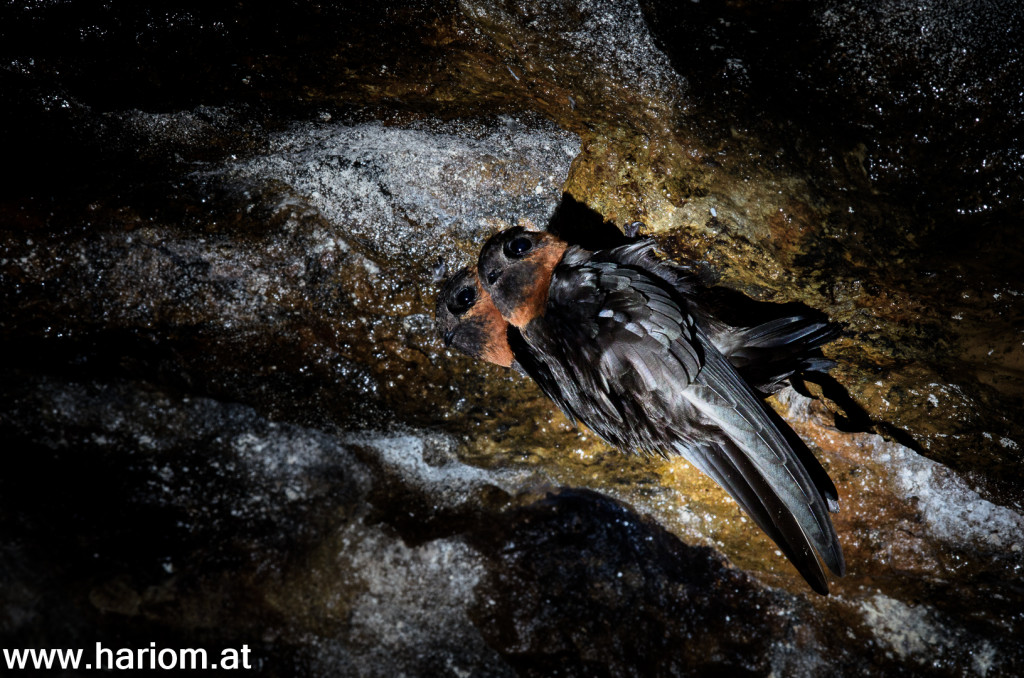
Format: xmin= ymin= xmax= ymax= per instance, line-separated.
xmin=470 ymin=226 xmax=845 ymax=594
xmin=438 ymin=242 xmax=839 ymax=396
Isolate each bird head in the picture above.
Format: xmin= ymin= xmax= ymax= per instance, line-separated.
xmin=476 ymin=226 xmax=568 ymax=329
xmin=435 ymin=266 xmax=515 ymax=367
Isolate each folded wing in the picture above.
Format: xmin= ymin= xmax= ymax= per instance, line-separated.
xmin=526 ymin=253 xmax=844 ymax=589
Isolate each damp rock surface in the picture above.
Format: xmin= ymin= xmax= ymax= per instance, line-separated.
xmin=2 ymin=1 xmax=1023 ymax=676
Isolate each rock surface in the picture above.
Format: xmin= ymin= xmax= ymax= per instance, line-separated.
xmin=2 ymin=1 xmax=1022 ymax=676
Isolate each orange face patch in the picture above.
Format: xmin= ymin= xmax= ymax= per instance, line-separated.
xmin=464 ymin=295 xmax=515 ymax=367
xmin=507 ymin=236 xmax=568 ymax=330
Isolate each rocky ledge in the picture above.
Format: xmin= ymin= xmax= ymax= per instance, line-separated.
xmin=2 ymin=2 xmax=1022 ymax=676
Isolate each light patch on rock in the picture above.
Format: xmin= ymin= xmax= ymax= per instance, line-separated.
xmin=311 ymin=522 xmax=511 ymax=677
xmin=879 ymin=434 xmax=1024 ymax=550
xmin=460 ymin=0 xmax=686 ymax=103
xmin=778 ymin=389 xmax=1024 ymax=551
xmin=343 ymin=431 xmax=529 ymax=505
xmin=233 ymin=117 xmax=580 ymax=267
xmin=857 ymin=592 xmax=1000 ymax=674
xmin=859 ymin=593 xmax=944 ymax=659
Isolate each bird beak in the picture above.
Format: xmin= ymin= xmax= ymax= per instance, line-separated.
xmin=443 ymin=330 xmax=455 ymax=347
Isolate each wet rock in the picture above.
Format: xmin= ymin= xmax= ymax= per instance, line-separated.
xmin=2 ymin=0 xmax=1024 ymax=676
xmin=466 ymin=490 xmax=790 ymax=677
xmin=0 ymin=376 xmax=511 ymax=675
xmin=0 ymin=112 xmax=578 ymax=431
xmin=232 ymin=116 xmax=578 ymax=265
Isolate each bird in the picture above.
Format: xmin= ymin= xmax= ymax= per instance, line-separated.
xmin=468 ymin=225 xmax=845 ymax=594
xmin=435 ymin=248 xmax=843 ymax=519
xmin=437 ymin=240 xmax=840 ymax=397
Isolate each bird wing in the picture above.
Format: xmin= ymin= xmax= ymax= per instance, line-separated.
xmin=684 ymin=341 xmax=845 ymax=580
xmin=595 ymin=241 xmax=841 ymax=514
xmin=530 ymin=253 xmax=703 ymax=453
xmin=531 ymin=253 xmax=844 ymax=585
xmin=592 ymin=238 xmax=705 ymax=296
xmin=683 ymin=437 xmax=831 ymax=593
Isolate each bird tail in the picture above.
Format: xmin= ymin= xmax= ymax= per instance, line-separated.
xmin=720 ymin=317 xmax=842 ymax=393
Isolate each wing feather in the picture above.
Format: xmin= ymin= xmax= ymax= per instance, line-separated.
xmin=521 ymin=248 xmax=844 ymax=586
xmin=684 ymin=340 xmax=845 ymax=576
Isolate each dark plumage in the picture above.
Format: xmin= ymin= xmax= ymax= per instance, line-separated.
xmin=475 ymin=226 xmax=845 ymax=594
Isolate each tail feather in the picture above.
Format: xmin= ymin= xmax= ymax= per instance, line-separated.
xmin=736 ymin=316 xmax=836 ymax=347
xmin=721 ymin=318 xmax=842 ymax=393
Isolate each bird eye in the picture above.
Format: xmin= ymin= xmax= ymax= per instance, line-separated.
xmin=455 ymin=286 xmax=475 ymax=307
xmin=447 ymin=286 xmax=476 ymax=315
xmin=503 ymin=236 xmax=533 ymax=258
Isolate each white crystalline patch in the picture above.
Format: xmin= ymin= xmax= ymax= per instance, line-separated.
xmin=774 ymin=386 xmax=813 ymax=419
xmin=227 ymin=424 xmax=360 ymax=506
xmin=335 ymin=522 xmax=499 ymax=670
xmin=858 ymin=595 xmax=999 ymax=675
xmin=972 ymin=641 xmax=998 ymax=677
xmin=358 ymin=255 xmax=380 ymax=278
xmin=777 ymin=389 xmax=1024 ymax=550
xmin=341 ymin=432 xmax=525 ymax=501
xmin=233 ymin=117 xmax=580 ymax=261
xmin=880 ymin=434 xmax=1024 ymax=550
xmin=859 ymin=593 xmax=944 ymax=659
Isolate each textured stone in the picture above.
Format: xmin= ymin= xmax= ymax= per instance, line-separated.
xmin=2 ymin=1 xmax=1023 ymax=676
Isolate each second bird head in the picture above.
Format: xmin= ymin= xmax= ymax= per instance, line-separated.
xmin=435 ymin=267 xmax=515 ymax=368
